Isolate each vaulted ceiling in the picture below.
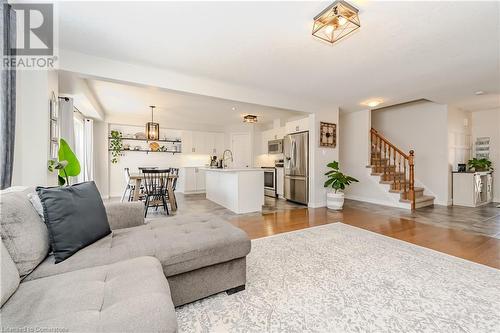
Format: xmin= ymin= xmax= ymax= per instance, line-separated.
xmin=58 ymin=1 xmax=500 ymax=112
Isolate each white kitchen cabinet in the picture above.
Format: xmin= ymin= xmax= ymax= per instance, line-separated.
xmin=178 ymin=167 xmax=206 ymax=193
xmin=214 ymin=133 xmax=225 ymax=156
xmin=276 ymin=167 xmax=284 ymax=197
xmin=452 ymin=171 xmax=493 ymax=207
xmin=181 ymin=131 xmax=224 ymax=155
xmin=286 ymin=118 xmax=309 ymax=134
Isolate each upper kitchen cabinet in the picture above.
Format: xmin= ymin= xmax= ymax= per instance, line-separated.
xmin=285 ymin=117 xmax=309 ymax=134
xmin=181 ymin=130 xmax=225 ymax=155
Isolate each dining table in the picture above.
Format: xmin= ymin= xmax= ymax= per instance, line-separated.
xmin=129 ymin=173 xmax=178 ymax=211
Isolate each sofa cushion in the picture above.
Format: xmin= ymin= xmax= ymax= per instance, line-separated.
xmin=36 ymin=181 xmax=111 ymax=263
xmin=1 ymin=241 xmax=20 ymax=307
xmin=0 ymin=256 xmax=177 ymax=333
xmin=0 ymin=187 xmax=50 ymax=277
xmin=26 ymin=213 xmax=251 ymax=281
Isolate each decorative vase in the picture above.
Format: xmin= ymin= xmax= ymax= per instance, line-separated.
xmin=326 ymin=191 xmax=344 ymax=210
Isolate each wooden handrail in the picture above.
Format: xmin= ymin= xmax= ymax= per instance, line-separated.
xmin=370 ymin=128 xmax=416 ymax=210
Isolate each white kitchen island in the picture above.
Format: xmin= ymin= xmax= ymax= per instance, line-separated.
xmin=202 ymin=168 xmax=264 ymax=214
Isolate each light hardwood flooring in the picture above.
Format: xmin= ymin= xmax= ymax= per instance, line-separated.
xmin=112 ymin=194 xmax=500 ymax=269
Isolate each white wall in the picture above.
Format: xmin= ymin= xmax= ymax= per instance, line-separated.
xmin=372 ymin=100 xmax=449 ymax=205
xmin=12 ymin=70 xmax=59 ymax=187
xmin=339 ymin=110 xmax=405 ymax=207
xmin=308 ymin=109 xmax=339 ymax=208
xmin=471 ymin=108 xmax=500 ymax=202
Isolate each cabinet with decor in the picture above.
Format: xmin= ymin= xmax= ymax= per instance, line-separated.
xmin=452 ymin=171 xmax=493 ymax=207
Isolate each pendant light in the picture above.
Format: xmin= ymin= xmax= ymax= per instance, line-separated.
xmin=146 ymin=105 xmax=159 ymax=141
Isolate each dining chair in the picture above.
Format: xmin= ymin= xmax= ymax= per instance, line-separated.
xmin=121 ymin=168 xmax=134 ymax=202
xmin=142 ymin=168 xmax=171 ymax=217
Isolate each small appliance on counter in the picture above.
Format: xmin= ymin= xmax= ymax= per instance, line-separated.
xmin=210 ymin=156 xmax=218 ymax=167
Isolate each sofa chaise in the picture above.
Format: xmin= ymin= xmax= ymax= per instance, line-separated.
xmin=0 ymin=187 xmax=251 ymax=332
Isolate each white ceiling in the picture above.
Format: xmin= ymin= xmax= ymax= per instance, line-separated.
xmin=58 ymin=1 xmax=500 ymax=112
xmin=85 ymin=77 xmax=306 ymax=128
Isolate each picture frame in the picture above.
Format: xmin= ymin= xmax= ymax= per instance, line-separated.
xmin=319 ymin=122 xmax=336 ymax=148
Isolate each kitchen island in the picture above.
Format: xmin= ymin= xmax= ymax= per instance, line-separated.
xmin=202 ymin=168 xmax=264 ymax=214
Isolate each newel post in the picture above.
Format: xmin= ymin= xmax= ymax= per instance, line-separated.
xmin=408 ymin=150 xmax=415 ymax=211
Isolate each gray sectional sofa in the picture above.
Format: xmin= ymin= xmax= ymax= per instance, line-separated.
xmin=0 ymin=187 xmax=251 ymax=332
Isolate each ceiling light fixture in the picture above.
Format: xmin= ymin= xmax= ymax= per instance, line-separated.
xmin=145 ymin=105 xmax=160 ymax=141
xmin=312 ymin=0 xmax=360 ymax=44
xmin=232 ymin=107 xmax=237 ymax=111
xmin=475 ymin=91 xmax=485 ymax=95
xmin=243 ymin=115 xmax=258 ymax=123
xmin=362 ymin=99 xmax=383 ymax=108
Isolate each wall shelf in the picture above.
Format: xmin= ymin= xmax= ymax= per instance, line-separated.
xmin=108 ymin=137 xmax=182 ymax=143
xmin=109 ymin=149 xmax=182 ymax=155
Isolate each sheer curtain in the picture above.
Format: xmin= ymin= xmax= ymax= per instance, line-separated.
xmin=73 ymin=112 xmax=94 ymax=183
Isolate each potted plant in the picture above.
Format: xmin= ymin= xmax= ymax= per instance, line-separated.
xmin=324 ymin=161 xmax=358 ymax=210
xmin=47 ymin=138 xmax=81 ymax=185
xmin=467 ymin=158 xmax=493 ymax=172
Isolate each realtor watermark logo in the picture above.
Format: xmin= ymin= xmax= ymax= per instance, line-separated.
xmin=2 ymin=3 xmax=57 ymax=70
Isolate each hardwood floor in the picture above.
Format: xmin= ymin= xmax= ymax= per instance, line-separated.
xmin=119 ymin=194 xmax=500 ymax=269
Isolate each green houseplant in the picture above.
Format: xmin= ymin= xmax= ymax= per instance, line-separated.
xmin=48 ymin=138 xmax=81 ymax=186
xmin=467 ymin=158 xmax=493 ymax=172
xmin=110 ymin=130 xmax=123 ymax=164
xmin=324 ymin=161 xmax=359 ymax=210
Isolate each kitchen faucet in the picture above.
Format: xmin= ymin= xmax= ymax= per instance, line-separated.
xmin=222 ymin=149 xmax=233 ymax=169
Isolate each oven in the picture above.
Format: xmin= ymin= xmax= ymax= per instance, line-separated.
xmin=268 ymin=139 xmax=283 ymax=154
xmin=262 ymin=167 xmax=277 ymax=197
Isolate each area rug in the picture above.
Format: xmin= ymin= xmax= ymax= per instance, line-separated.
xmin=176 ymin=223 xmax=500 ymax=332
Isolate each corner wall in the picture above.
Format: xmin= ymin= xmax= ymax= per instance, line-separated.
xmin=371 ymin=100 xmax=449 ymax=205
xmin=12 ymin=70 xmax=59 ymax=187
xmin=339 ymin=110 xmax=404 ymax=207
xmin=308 ymin=109 xmax=339 ymax=208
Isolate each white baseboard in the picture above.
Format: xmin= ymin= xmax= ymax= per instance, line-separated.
xmin=308 ymin=201 xmax=326 ymax=208
xmin=344 ymin=194 xmax=410 ymax=210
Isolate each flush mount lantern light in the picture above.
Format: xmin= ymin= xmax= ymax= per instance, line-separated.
xmin=243 ymin=115 xmax=258 ymax=123
xmin=146 ymin=105 xmax=160 ymax=141
xmin=312 ymin=0 xmax=360 ymax=44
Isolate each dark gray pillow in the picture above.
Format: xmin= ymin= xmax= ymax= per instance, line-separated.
xmin=36 ymin=181 xmax=111 ymax=263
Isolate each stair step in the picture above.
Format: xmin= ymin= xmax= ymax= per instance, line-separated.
xmin=400 ymin=195 xmax=435 ymax=208
xmin=389 ymin=187 xmax=424 ymax=194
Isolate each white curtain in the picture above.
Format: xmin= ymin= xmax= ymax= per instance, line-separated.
xmin=59 ymin=98 xmax=75 ymax=149
xmin=83 ymin=118 xmax=94 ymax=181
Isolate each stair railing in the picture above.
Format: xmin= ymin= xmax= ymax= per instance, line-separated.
xmin=370 ymin=128 xmax=415 ymax=210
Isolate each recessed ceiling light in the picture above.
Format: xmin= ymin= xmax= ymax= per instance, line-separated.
xmin=362 ymin=99 xmax=383 ymax=108
xmin=475 ymin=91 xmax=485 ymax=95
xmin=231 ymin=107 xmax=237 ymax=111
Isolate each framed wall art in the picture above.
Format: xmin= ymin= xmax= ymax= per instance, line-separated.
xmin=319 ymin=122 xmax=336 ymax=148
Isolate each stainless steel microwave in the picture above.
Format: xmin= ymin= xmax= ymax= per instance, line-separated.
xmin=268 ymin=139 xmax=283 ymax=154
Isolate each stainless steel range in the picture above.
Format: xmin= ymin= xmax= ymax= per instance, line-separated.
xmin=261 ymin=167 xmax=277 ymax=198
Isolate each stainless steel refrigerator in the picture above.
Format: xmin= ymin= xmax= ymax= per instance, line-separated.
xmin=283 ymin=131 xmax=309 ymax=205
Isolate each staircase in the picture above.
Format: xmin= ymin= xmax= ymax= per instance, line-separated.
xmin=367 ymin=128 xmax=435 ymax=210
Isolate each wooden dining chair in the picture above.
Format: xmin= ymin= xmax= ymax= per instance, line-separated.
xmin=142 ymin=168 xmax=171 ymax=217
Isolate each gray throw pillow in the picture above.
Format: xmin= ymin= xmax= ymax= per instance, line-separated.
xmin=36 ymin=181 xmax=111 ymax=263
